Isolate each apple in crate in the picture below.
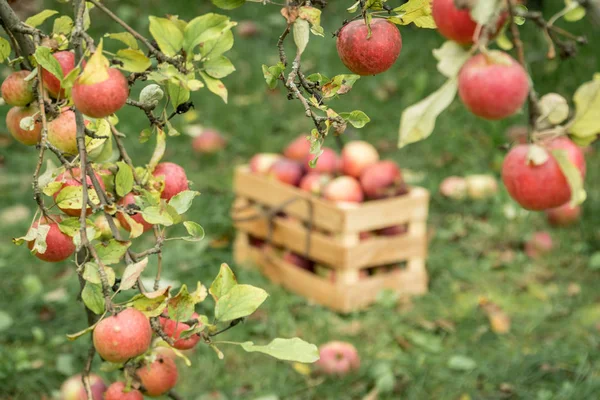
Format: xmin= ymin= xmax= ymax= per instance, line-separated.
xmin=268 ymin=158 xmax=304 ymax=186
xmin=283 ymin=251 xmax=314 ymax=272
xmin=360 ymin=161 xmax=408 ymax=199
xmin=376 ymin=224 xmax=408 ymax=236
xmin=250 ymin=153 xmax=283 ymax=175
xmin=284 ymin=135 xmax=311 ymax=162
xmin=324 ymin=176 xmax=364 ymax=203
xmin=299 ymin=173 xmax=332 ymax=196
xmin=341 ymin=140 xmax=380 ymax=178
xmin=304 ymin=147 xmax=340 ymax=175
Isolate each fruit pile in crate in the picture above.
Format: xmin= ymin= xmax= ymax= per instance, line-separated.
xmin=232 ymin=137 xmax=430 ymax=313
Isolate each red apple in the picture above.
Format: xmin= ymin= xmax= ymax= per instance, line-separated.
xmin=27 ymin=216 xmax=75 ymax=263
xmin=360 ymin=161 xmax=407 ymax=199
xmin=236 ymin=20 xmax=260 ymax=38
xmin=93 ymin=308 xmax=152 ymax=363
xmin=376 ymin=225 xmax=408 ymax=236
xmin=304 ymin=147 xmax=340 ymax=175
xmin=359 ymin=231 xmax=373 ymax=241
xmin=336 ymin=18 xmax=402 ymax=76
xmin=192 ymin=129 xmax=227 ymax=154
xmin=159 ymin=312 xmax=202 ymax=350
xmin=6 ymin=106 xmax=42 ymax=145
xmin=545 ymin=203 xmax=581 ymax=227
xmin=341 ymin=140 xmax=380 ymax=178
xmin=324 ymin=176 xmax=364 ymax=203
xmin=283 ymin=251 xmax=314 ymax=271
xmin=525 ymin=231 xmax=553 ymax=259
xmin=268 ymin=158 xmax=304 ymax=186
xmin=105 ymin=382 xmax=143 ymax=400
xmin=48 ymin=109 xmax=79 ymax=156
xmin=458 ymin=51 xmax=529 ymax=120
xmin=117 ymin=193 xmax=154 ymax=233
xmin=284 ymin=135 xmax=311 ymax=162
xmin=544 ymin=136 xmax=586 ymax=177
xmin=72 ymin=67 xmax=129 ymax=118
xmin=152 ymin=162 xmax=189 ymax=200
xmin=53 ymin=168 xmax=105 ymax=217
xmin=42 ymin=51 xmax=77 ymax=98
xmin=1 ymin=70 xmax=34 ymax=106
xmin=60 ymin=373 xmax=106 ymax=400
xmin=316 ymin=341 xmax=360 ymax=376
xmin=439 ymin=176 xmax=468 ymax=200
xmin=465 ymin=174 xmax=498 ymax=200
xmin=249 ymin=153 xmax=283 ymax=175
xmin=432 ymin=0 xmax=507 ymax=44
xmin=299 ymin=173 xmax=332 ymax=196
xmin=136 ymin=354 xmax=178 ymax=397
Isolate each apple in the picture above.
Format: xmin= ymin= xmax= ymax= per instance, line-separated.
xmin=336 ymin=18 xmax=402 ymax=76
xmin=53 ymin=168 xmax=106 ymax=217
xmin=152 ymin=162 xmax=189 ymax=200
xmin=525 ymin=231 xmax=553 ymax=259
xmin=60 ymin=374 xmax=106 ymax=400
xmin=284 ymin=135 xmax=311 ymax=162
xmin=47 ymin=109 xmax=80 ymax=156
xmin=359 ymin=231 xmax=373 ymax=241
xmin=376 ymin=224 xmax=408 ymax=236
xmin=94 ymin=214 xmax=121 ymax=240
xmin=304 ymin=147 xmax=340 ymax=175
xmin=42 ymin=51 xmax=78 ymax=98
xmin=6 ymin=106 xmax=42 ymax=145
xmin=299 ymin=173 xmax=332 ymax=196
xmin=1 ymin=70 xmax=34 ymax=106
xmin=544 ymin=136 xmax=586 ymax=177
xmin=236 ymin=20 xmax=260 ymax=38
xmin=315 ymin=265 xmax=368 ymax=282
xmin=439 ymin=176 xmax=468 ymax=200
xmin=545 ymin=203 xmax=581 ymax=227
xmin=283 ymin=251 xmax=314 ymax=271
xmin=341 ymin=140 xmax=380 ymax=178
xmin=248 ymin=235 xmax=266 ymax=249
xmin=192 ymin=129 xmax=227 ymax=154
xmin=93 ymin=308 xmax=152 ymax=363
xmin=159 ymin=312 xmax=202 ymax=350
xmin=117 ymin=193 xmax=154 ymax=233
xmin=324 ymin=176 xmax=364 ymax=203
xmin=316 ymin=341 xmax=360 ymax=375
xmin=249 ymin=153 xmax=283 ymax=175
xmin=105 ymin=382 xmax=143 ymax=400
xmin=360 ymin=161 xmax=407 ymax=199
xmin=432 ymin=0 xmax=507 ymax=44
xmin=458 ymin=51 xmax=529 ymax=120
xmin=465 ymin=174 xmax=498 ymax=199
xmin=27 ymin=216 xmax=75 ymax=263
xmin=136 ymin=354 xmax=178 ymax=397
xmin=268 ymin=158 xmax=304 ymax=186
xmin=72 ymin=68 xmax=129 ymax=118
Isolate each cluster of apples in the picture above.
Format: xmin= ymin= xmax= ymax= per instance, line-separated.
xmin=60 ymin=308 xmax=202 ymax=399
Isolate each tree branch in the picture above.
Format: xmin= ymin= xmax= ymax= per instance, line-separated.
xmin=0 ymin=0 xmax=35 ymax=68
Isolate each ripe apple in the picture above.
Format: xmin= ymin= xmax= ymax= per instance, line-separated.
xmin=136 ymin=354 xmax=178 ymax=397
xmin=159 ymin=312 xmax=202 ymax=350
xmin=1 ymin=70 xmax=34 ymax=106
xmin=192 ymin=129 xmax=227 ymax=154
xmin=27 ymin=216 xmax=75 ymax=263
xmin=105 ymin=382 xmax=143 ymax=400
xmin=60 ymin=373 xmax=106 ymax=400
xmin=283 ymin=251 xmax=315 ymax=271
xmin=316 ymin=341 xmax=360 ymax=376
xmin=525 ymin=231 xmax=553 ymax=259
xmin=6 ymin=106 xmax=42 ymax=145
xmin=544 ymin=136 xmax=587 ymax=177
xmin=268 ymin=158 xmax=304 ymax=186
xmin=304 ymin=147 xmax=340 ymax=175
xmin=284 ymin=135 xmax=311 ymax=161
xmin=116 ymin=193 xmax=154 ymax=233
xmin=360 ymin=161 xmax=407 ymax=199
xmin=53 ymin=168 xmax=105 ymax=217
xmin=42 ymin=51 xmax=78 ymax=98
xmin=93 ymin=308 xmax=152 ymax=363
xmin=324 ymin=176 xmax=364 ymax=203
xmin=465 ymin=174 xmax=498 ymax=200
xmin=439 ymin=176 xmax=468 ymax=200
xmin=236 ymin=20 xmax=260 ymax=38
xmin=336 ymin=18 xmax=402 ymax=76
xmin=47 ymin=109 xmax=80 ymax=156
xmin=72 ymin=68 xmax=129 ymax=118
xmin=545 ymin=203 xmax=581 ymax=227
xmin=299 ymin=173 xmax=332 ymax=196
xmin=432 ymin=0 xmax=507 ymax=44
xmin=152 ymin=162 xmax=189 ymax=200
xmin=249 ymin=153 xmax=283 ymax=175
xmin=376 ymin=224 xmax=408 ymax=236
xmin=458 ymin=51 xmax=529 ymax=120
xmin=341 ymin=140 xmax=380 ymax=178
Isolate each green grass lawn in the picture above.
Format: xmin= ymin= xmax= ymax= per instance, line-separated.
xmin=1 ymin=0 xmax=600 ymax=399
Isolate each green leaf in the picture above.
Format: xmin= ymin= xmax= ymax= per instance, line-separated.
xmin=25 ymin=9 xmax=58 ymax=28
xmin=262 ymin=63 xmax=285 ymax=90
xmin=447 ymin=355 xmax=477 ymax=371
xmin=0 ymin=311 xmax=14 ymax=333
xmin=34 ymin=46 xmax=64 ymax=81
xmin=168 ymin=285 xmax=195 ymax=321
xmin=321 ymin=74 xmax=360 ymax=98
xmin=215 ymin=284 xmax=268 ymax=321
xmin=211 ymin=0 xmax=246 ymax=9
xmin=238 ymin=338 xmax=320 ymax=363
xmin=53 ymin=16 xmax=73 ymax=35
xmin=94 ymin=239 xmax=131 ymax=265
xmin=184 ymin=14 xmax=235 ymax=57
xmin=83 ymin=262 xmax=116 ymax=286
xmin=115 ymin=161 xmax=134 ymax=197
xmin=149 ymin=16 xmax=184 ymax=57
xmin=167 ymin=81 xmax=190 ymax=109
xmin=168 ymin=190 xmax=200 ymax=214
xmin=589 ymin=252 xmax=600 ymax=270
xmin=104 ymin=32 xmax=139 ymax=50
xmin=82 ymin=282 xmax=105 ymax=315
xmin=67 ymin=315 xmax=105 ymax=341
xmin=199 ymin=30 xmax=234 ymax=59
xmin=143 ymin=206 xmax=174 ymax=226
xmin=551 ymin=149 xmax=587 ymax=206
xmin=339 ymin=110 xmax=371 ymax=128
xmin=78 ymin=40 xmax=109 ymax=85
xmin=115 ymin=49 xmax=152 ymax=73
xmin=120 ymin=258 xmax=149 ymax=291
xmin=204 ymin=56 xmax=236 ymax=79
xmin=55 ymin=186 xmax=86 ymax=211
xmin=200 ymin=71 xmax=228 ymax=103
xmin=182 ymin=221 xmax=205 ymax=242
xmin=293 ymin=19 xmax=310 ymax=55
xmin=398 ymin=78 xmax=458 ymax=148
xmin=0 ymin=37 xmax=11 ymax=62
xmin=127 ymin=287 xmax=170 ymax=317
xmin=432 ymin=41 xmax=470 ymax=78
xmin=564 ymin=0 xmax=586 ymax=21
xmin=210 ymin=263 xmax=237 ymax=302
xmin=568 ymin=73 xmax=600 ymax=139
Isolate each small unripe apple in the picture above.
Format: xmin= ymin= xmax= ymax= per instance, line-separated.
xmin=249 ymin=153 xmax=283 ymax=175
xmin=6 ymin=106 xmax=42 ymax=145
xmin=192 ymin=129 xmax=227 ymax=154
xmin=47 ymin=109 xmax=79 ymax=156
xmin=336 ymin=18 xmax=402 ymax=76
xmin=299 ymin=173 xmax=332 ymax=196
xmin=545 ymin=203 xmax=581 ymax=227
xmin=27 ymin=216 xmax=75 ymax=263
xmin=525 ymin=231 xmax=553 ymax=259
xmin=53 ymin=168 xmax=106 ymax=217
xmin=304 ymin=147 xmax=340 ymax=175
xmin=117 ymin=193 xmax=154 ymax=233
xmin=284 ymin=135 xmax=311 ymax=162
xmin=439 ymin=176 xmax=468 ymax=200
xmin=360 ymin=161 xmax=407 ymax=199
xmin=105 ymin=382 xmax=143 ymax=400
xmin=136 ymin=354 xmax=178 ymax=397
xmin=93 ymin=308 xmax=152 ymax=363
xmin=60 ymin=373 xmax=106 ymax=400
xmin=152 ymin=162 xmax=189 ymax=200
xmin=316 ymin=341 xmax=360 ymax=376
xmin=376 ymin=224 xmax=408 ymax=236
xmin=432 ymin=0 xmax=507 ymax=44
xmin=465 ymin=174 xmax=498 ymax=200
xmin=268 ymin=158 xmax=304 ymax=186
xmin=458 ymin=51 xmax=529 ymax=120
xmin=42 ymin=51 xmax=77 ymax=98
xmin=94 ymin=214 xmax=121 ymax=240
xmin=341 ymin=140 xmax=380 ymax=178
xmin=283 ymin=251 xmax=314 ymax=271
xmin=159 ymin=312 xmax=202 ymax=350
xmin=324 ymin=176 xmax=364 ymax=203
xmin=1 ymin=70 xmax=35 ymax=106
xmin=72 ymin=67 xmax=129 ymax=118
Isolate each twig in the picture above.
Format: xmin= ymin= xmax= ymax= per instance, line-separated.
xmin=167 ymin=390 xmax=184 ymax=400
xmin=150 ymin=317 xmax=175 ymax=346
xmin=32 ymin=45 xmax=51 ymax=218
xmin=0 ymin=0 xmax=35 ymax=68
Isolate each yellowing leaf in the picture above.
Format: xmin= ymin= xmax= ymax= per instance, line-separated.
xmin=104 ymin=32 xmax=139 ymax=50
xmin=479 ymin=298 xmax=511 ymax=334
xmin=568 ymin=73 xmax=600 ymax=139
xmin=293 ymin=19 xmax=310 ymax=55
xmin=115 ymin=49 xmax=151 ymax=73
xmin=392 ymin=0 xmax=436 ymax=28
xmin=432 ymin=41 xmax=470 ymax=78
xmin=551 ymin=149 xmax=587 ymax=206
xmin=537 ymin=93 xmax=569 ymax=126
xmin=200 ymin=71 xmax=228 ymax=103
xmin=78 ymin=39 xmax=109 ymax=85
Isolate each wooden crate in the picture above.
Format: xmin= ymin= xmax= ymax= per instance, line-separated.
xmin=231 ymin=166 xmax=430 ymax=313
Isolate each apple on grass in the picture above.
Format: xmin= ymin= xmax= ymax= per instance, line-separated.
xmin=284 ymin=135 xmax=311 ymax=161
xmin=525 ymin=231 xmax=553 ymax=259
xmin=1 ymin=70 xmax=34 ymax=106
xmin=360 ymin=161 xmax=407 ymax=200
xmin=72 ymin=67 xmax=129 ymax=118
xmin=93 ymin=308 xmax=152 ymax=363
xmin=6 ymin=106 xmax=42 ymax=146
xmin=152 ymin=162 xmax=189 ymax=200
xmin=439 ymin=176 xmax=468 ymax=200
xmin=545 ymin=203 xmax=581 ymax=227
xmin=268 ymin=158 xmax=304 ymax=186
xmin=136 ymin=354 xmax=178 ymax=397
xmin=105 ymin=382 xmax=143 ymax=400
xmin=60 ymin=373 xmax=106 ymax=400
xmin=316 ymin=341 xmax=360 ymax=376
xmin=27 ymin=216 xmax=75 ymax=263
xmin=465 ymin=174 xmax=498 ymax=200
xmin=432 ymin=0 xmax=507 ymax=44
xmin=341 ymin=140 xmax=380 ymax=178
xmin=192 ymin=129 xmax=227 ymax=154
xmin=324 ymin=176 xmax=364 ymax=203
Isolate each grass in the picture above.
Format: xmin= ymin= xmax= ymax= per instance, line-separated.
xmin=1 ymin=0 xmax=600 ymax=399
